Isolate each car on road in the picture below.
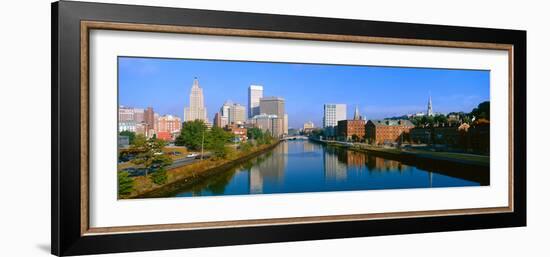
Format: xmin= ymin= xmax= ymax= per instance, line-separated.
xmin=186 ymin=153 xmax=199 ymax=158
xmin=195 ymin=154 xmax=211 ymax=160
xmin=120 ymin=167 xmax=148 ymax=177
xmin=118 ymin=153 xmax=135 ymax=163
xmin=167 ymin=151 xmax=182 ymax=156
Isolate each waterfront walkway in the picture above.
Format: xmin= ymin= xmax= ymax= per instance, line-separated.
xmin=311 ymin=137 xmax=489 ymax=167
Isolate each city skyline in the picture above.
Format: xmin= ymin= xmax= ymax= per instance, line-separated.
xmin=118 ymin=57 xmax=490 ymax=128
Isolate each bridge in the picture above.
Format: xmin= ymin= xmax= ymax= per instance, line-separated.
xmin=282 ymin=135 xmax=309 ymax=141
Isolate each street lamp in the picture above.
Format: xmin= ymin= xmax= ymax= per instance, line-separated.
xmin=201 ymin=128 xmax=205 ymax=160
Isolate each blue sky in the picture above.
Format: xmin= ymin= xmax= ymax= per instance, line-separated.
xmin=118 ymin=57 xmax=489 ymax=129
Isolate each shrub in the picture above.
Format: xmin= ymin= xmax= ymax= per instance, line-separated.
xmin=118 ymin=171 xmax=134 ymax=196
xmin=151 ymin=167 xmax=168 ymax=185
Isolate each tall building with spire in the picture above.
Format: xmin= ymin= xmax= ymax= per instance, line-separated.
xmin=184 ymin=78 xmax=208 ymax=122
xmin=427 ymin=94 xmax=434 ymax=117
xmin=353 ymin=105 xmax=361 ymax=120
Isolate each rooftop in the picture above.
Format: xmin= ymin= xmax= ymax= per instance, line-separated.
xmin=260 ymin=96 xmax=284 ymax=101
xmin=368 ymin=119 xmax=414 ymax=127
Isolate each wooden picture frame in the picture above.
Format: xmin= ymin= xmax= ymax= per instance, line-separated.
xmin=52 ymin=1 xmax=526 ymax=256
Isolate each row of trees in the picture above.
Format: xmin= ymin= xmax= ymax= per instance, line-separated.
xmin=246 ymin=127 xmax=274 ymax=145
xmin=409 ymin=101 xmax=489 ymax=127
xmin=175 ymin=120 xmax=234 ymax=159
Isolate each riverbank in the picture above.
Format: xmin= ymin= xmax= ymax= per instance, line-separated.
xmin=314 ymin=138 xmax=490 ymax=185
xmin=126 ymin=140 xmax=281 ymax=199
xmin=316 ymin=139 xmax=489 ymax=167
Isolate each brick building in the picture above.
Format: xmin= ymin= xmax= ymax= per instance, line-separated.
xmin=156 ymin=131 xmax=172 ymax=141
xmin=410 ymin=123 xmax=471 ymax=146
xmin=365 ymin=119 xmax=414 ymax=145
xmin=337 ymin=119 xmax=366 ymax=141
xmin=468 ymin=121 xmax=490 ymax=154
xmin=225 ymin=124 xmax=248 ymax=142
xmin=157 ymin=115 xmax=181 ymax=134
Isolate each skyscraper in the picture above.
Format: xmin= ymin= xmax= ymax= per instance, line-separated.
xmin=427 ymin=94 xmax=433 ymax=116
xmin=259 ymin=97 xmax=285 ymax=137
xmin=248 ymin=85 xmax=263 ymax=118
xmin=219 ymin=101 xmax=231 ymax=127
xmin=229 ymin=103 xmax=247 ymax=124
xmin=213 ymin=112 xmax=222 ymax=128
xmin=260 ymin=97 xmax=285 ymax=117
xmin=183 ymin=78 xmax=208 ymax=122
xmin=250 ymin=113 xmax=287 ymax=138
xmin=323 ymin=104 xmax=346 ymax=136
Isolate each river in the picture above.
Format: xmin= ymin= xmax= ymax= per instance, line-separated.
xmin=174 ymin=140 xmax=486 ymax=197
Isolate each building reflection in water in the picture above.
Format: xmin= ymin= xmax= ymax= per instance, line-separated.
xmin=248 ymin=142 xmax=288 ymax=194
xmin=366 ymin=154 xmax=410 ymax=173
xmin=303 ymin=141 xmax=315 ymax=152
xmin=249 ymin=166 xmax=263 ymax=194
xmin=323 ymin=145 xmax=415 ymax=182
xmin=323 ymin=147 xmax=347 ymax=181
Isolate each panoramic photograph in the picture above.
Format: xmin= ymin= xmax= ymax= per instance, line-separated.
xmin=117 ymin=57 xmax=491 ymax=199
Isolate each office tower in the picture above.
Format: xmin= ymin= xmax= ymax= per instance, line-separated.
xmin=250 ymin=114 xmax=279 ymax=137
xmin=260 ymin=96 xmax=285 ymax=117
xmin=220 ymin=101 xmax=232 ymax=127
xmin=229 ymin=103 xmax=247 ymax=124
xmin=248 ymin=85 xmax=263 ymax=118
xmin=259 ymin=97 xmax=285 ymax=137
xmin=183 ymin=77 xmax=208 ymax=122
xmin=213 ymin=112 xmax=222 ymax=127
xmin=323 ymin=104 xmax=346 ymax=136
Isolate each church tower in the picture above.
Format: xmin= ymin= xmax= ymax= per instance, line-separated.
xmin=354 ymin=105 xmax=361 ymax=120
xmin=427 ymin=94 xmax=433 ymax=117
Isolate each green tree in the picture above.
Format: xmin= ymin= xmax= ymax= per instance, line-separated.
xmin=433 ymin=114 xmax=448 ymax=125
xmin=351 ymin=134 xmax=360 ymax=142
xmin=310 ymin=128 xmax=324 ymax=138
xmin=119 ymin=131 xmax=136 ymax=145
xmin=240 ymin=142 xmax=253 ymax=152
xmin=175 ymin=120 xmax=207 ymax=150
xmin=247 ymin=127 xmax=264 ymax=143
xmin=471 ymin=101 xmax=490 ymax=120
xmin=128 ymin=135 xmax=173 ymax=177
xmin=118 ymin=171 xmax=134 ymax=196
xmin=263 ymin=131 xmax=273 ymax=144
xmin=205 ymin=127 xmax=233 ymax=159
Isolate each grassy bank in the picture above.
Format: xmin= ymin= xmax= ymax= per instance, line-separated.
xmin=124 ymin=141 xmax=280 ymax=199
xmin=323 ymin=140 xmax=489 ymax=167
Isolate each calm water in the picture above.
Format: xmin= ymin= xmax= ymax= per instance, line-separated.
xmin=175 ymin=140 xmax=483 ymax=197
